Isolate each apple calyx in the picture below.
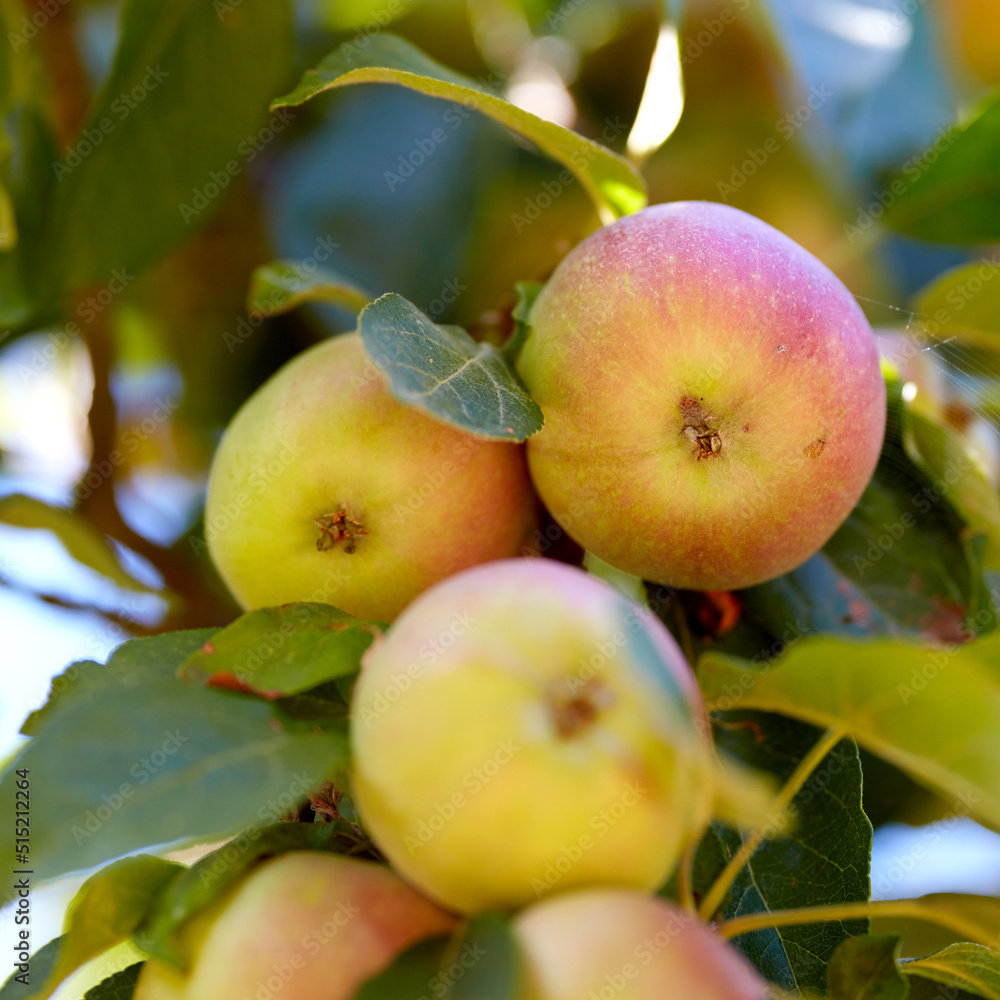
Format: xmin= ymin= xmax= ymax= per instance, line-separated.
xmin=314 ymin=508 xmax=368 ymax=553
xmin=546 ymin=677 xmax=615 ymax=738
xmin=680 ymin=396 xmax=722 ymax=460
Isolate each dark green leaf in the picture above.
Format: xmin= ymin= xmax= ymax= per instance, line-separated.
xmin=138 ymin=822 xmax=369 ymax=970
xmin=271 ymin=33 xmax=645 ymax=222
xmin=699 ymin=633 xmax=1000 ymax=830
xmin=352 ymin=914 xmax=521 ymax=1000
xmin=1 ymin=631 xmax=347 ymax=880
xmin=247 ymin=260 xmax=371 ymax=318
xmin=83 ymin=963 xmax=144 ymax=1000
xmin=450 ymin=913 xmax=524 ymax=1000
xmin=177 ymin=604 xmax=383 ymax=698
xmin=828 ymin=935 xmax=909 ymax=1000
xmin=692 ymin=714 xmax=871 ymax=995
xmin=883 ymin=93 xmax=1000 ymax=243
xmin=904 ymin=943 xmax=1000 ymax=999
xmin=359 ymin=293 xmax=544 ymax=441
xmin=352 ymin=936 xmax=451 ymax=1000
xmin=41 ymin=0 xmax=294 ymax=292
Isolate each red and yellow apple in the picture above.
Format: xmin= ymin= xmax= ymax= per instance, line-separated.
xmin=516 ymin=201 xmax=886 ymax=591
xmin=515 ymin=888 xmax=770 ymax=1000
xmin=205 ymin=332 xmax=536 ymax=621
xmin=350 ymin=558 xmax=715 ymax=914
xmin=133 ymin=852 xmax=455 ymax=1000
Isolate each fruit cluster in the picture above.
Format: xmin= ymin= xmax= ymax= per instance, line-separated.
xmin=172 ymin=201 xmax=886 ymax=998
xmin=136 ymin=561 xmax=770 ymax=999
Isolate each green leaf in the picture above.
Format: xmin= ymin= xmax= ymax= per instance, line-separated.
xmin=352 ymin=936 xmax=451 ymax=1000
xmin=502 ymin=281 xmax=543 ymax=363
xmin=0 ymin=631 xmax=347 ymax=880
xmin=698 ymin=633 xmax=1000 ymax=830
xmin=883 ymin=93 xmax=1000 ymax=243
xmin=46 ymin=856 xmax=182 ymax=996
xmin=828 ymin=935 xmax=909 ymax=1000
xmin=41 ymin=0 xmax=293 ymax=293
xmin=901 ymin=406 xmax=1000 ymax=600
xmin=271 ymin=33 xmax=645 ymax=222
xmin=871 ymin=894 xmax=1000 ymax=958
xmin=358 ymin=293 xmax=544 ymax=441
xmin=913 ymin=259 xmax=1000 ymax=348
xmin=247 ymin=260 xmax=371 ymax=318
xmin=690 ymin=714 xmax=871 ymax=995
xmin=904 ymin=943 xmax=1000 ymax=1000
xmin=176 ymin=604 xmax=383 ymax=698
xmin=138 ymin=823 xmax=369 ymax=970
xmin=0 ymin=936 xmax=63 ymax=1000
xmin=352 ymin=914 xmax=521 ymax=1000
xmin=0 ymin=494 xmax=158 ymax=595
xmin=83 ymin=963 xmax=143 ymax=1000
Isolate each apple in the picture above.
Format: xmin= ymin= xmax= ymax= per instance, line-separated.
xmin=516 ymin=201 xmax=886 ymax=591
xmin=204 ymin=332 xmax=537 ymax=621
xmin=350 ymin=558 xmax=715 ymax=914
xmin=133 ymin=852 xmax=456 ymax=1000
xmin=514 ymin=888 xmax=770 ymax=1000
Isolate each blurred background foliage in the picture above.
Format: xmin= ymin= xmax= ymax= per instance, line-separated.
xmin=2 ymin=0 xmax=1000 ymax=888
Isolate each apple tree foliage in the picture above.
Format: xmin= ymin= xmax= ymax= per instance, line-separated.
xmin=2 ymin=0 xmax=1000 ymax=997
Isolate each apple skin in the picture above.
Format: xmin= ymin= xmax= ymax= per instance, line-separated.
xmin=132 ymin=852 xmax=456 ymax=1000
xmin=205 ymin=332 xmax=536 ymax=621
xmin=515 ymin=888 xmax=770 ymax=1000
xmin=351 ymin=558 xmax=715 ymax=914
xmin=516 ymin=201 xmax=886 ymax=591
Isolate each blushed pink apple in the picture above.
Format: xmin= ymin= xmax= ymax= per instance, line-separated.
xmin=351 ymin=559 xmax=715 ymax=914
xmin=205 ymin=333 xmax=536 ymax=621
xmin=516 ymin=201 xmax=886 ymax=591
xmin=515 ymin=889 xmax=770 ymax=1000
xmin=133 ymin=852 xmax=455 ymax=1000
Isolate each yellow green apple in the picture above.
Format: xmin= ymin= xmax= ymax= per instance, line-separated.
xmin=204 ymin=332 xmax=537 ymax=621
xmin=350 ymin=558 xmax=715 ymax=914
xmin=133 ymin=852 xmax=455 ymax=1000
xmin=516 ymin=201 xmax=886 ymax=591
xmin=515 ymin=888 xmax=770 ymax=1000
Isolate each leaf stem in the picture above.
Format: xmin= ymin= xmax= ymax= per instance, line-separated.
xmin=717 ymin=899 xmax=993 ymax=948
xmin=677 ymin=837 xmax=697 ymax=915
xmin=698 ymin=726 xmax=846 ymax=921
